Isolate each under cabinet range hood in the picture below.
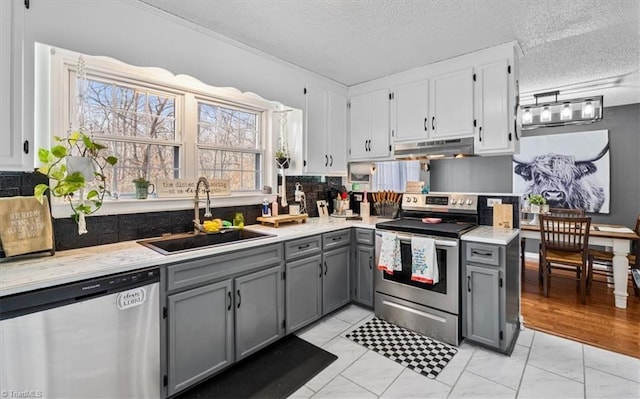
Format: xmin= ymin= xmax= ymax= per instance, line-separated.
xmin=393 ymin=137 xmax=474 ymax=159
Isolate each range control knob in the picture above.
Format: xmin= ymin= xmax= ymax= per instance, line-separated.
xmin=466 ymin=199 xmax=473 ymax=205
xmin=406 ymin=197 xmax=411 ymax=203
xmin=412 ymin=197 xmax=418 ymax=203
xmin=450 ymin=199 xmax=456 ymax=205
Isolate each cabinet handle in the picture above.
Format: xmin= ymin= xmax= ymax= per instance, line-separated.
xmin=467 ymin=276 xmax=471 ymax=292
xmin=329 ymin=155 xmax=333 ymax=167
xmin=367 ymin=140 xmax=371 ymax=151
xmin=324 ymin=261 xmax=328 ymax=276
xmin=298 ymin=244 xmax=310 ymax=250
xmin=478 ymin=126 xmax=483 ymax=142
xmin=424 ymin=118 xmax=428 ymax=131
xmin=237 ymin=289 xmax=241 ymax=309
xmin=227 ymin=291 xmax=232 ymax=311
xmin=364 ymin=140 xmax=368 ymax=152
xmin=369 ymin=256 xmax=373 ymax=269
xmin=325 ymin=154 xmax=328 ymax=167
xmin=319 ymin=263 xmax=323 ymax=277
xmin=23 ymin=140 xmax=29 ymax=154
xmin=432 ymin=116 xmax=435 ymax=131
xmin=332 ymin=236 xmax=342 ymax=241
xmin=472 ymin=249 xmax=493 ymax=257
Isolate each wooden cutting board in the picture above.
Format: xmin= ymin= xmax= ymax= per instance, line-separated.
xmin=257 ymin=214 xmax=308 ymax=228
xmin=493 ymin=204 xmax=513 ymax=229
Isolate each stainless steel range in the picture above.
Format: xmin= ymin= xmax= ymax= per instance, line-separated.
xmin=374 ymin=192 xmax=479 ymax=346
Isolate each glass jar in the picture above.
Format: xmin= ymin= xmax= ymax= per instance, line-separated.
xmin=233 ymin=212 xmax=244 ymax=228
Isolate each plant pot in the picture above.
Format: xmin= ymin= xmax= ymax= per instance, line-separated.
xmin=67 ymin=156 xmax=96 ymax=182
xmin=275 ymin=157 xmax=290 ymax=169
xmin=530 ymin=204 xmax=541 ymax=214
xmin=541 ymin=204 xmax=550 ymax=213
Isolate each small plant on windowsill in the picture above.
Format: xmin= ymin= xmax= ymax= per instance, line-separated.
xmin=527 ymin=194 xmax=547 ymax=213
xmin=34 ymin=131 xmax=117 ymax=234
xmin=132 ymin=177 xmax=155 ymax=200
xmin=275 ymin=150 xmax=290 ymax=169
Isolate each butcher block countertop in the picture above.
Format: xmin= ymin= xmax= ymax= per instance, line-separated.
xmin=0 ymin=217 xmax=384 ymax=297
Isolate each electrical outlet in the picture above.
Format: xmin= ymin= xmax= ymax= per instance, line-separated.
xmin=354 ymin=194 xmax=363 ymax=201
xmin=487 ymin=198 xmax=502 ymax=207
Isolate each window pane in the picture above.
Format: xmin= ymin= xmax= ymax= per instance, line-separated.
xmin=198 ymin=149 xmax=260 ymax=191
xmin=198 ymin=103 xmax=257 ymax=148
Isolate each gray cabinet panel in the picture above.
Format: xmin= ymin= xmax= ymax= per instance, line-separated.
xmin=323 ymin=229 xmax=351 ymax=250
xmin=167 ymin=280 xmax=233 ymax=397
xmin=285 ymin=254 xmax=323 ymax=334
xmin=285 ymin=235 xmax=322 ymax=261
xmin=322 ymin=246 xmax=351 ymax=314
xmin=465 ymin=265 xmax=500 ymax=348
xmin=235 ymin=265 xmax=284 ymax=361
xmin=465 ymin=242 xmax=500 ymax=266
xmin=355 ymin=245 xmax=374 ymax=307
xmin=354 ymin=228 xmax=375 ymax=245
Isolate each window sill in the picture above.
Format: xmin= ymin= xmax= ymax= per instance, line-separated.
xmin=51 ymin=193 xmax=277 ymax=219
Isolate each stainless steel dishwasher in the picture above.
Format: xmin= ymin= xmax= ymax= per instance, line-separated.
xmin=0 ymin=267 xmax=160 ymax=399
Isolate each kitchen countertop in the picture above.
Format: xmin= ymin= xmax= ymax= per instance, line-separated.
xmin=461 ymin=226 xmax=520 ymax=245
xmin=0 ymin=216 xmax=385 ymax=297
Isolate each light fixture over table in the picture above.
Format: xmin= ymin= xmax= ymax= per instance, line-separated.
xmin=520 ymin=91 xmax=603 ymax=130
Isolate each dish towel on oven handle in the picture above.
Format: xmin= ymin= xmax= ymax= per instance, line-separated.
xmin=411 ymin=236 xmax=439 ymax=284
xmin=377 ymin=232 xmax=401 ymax=274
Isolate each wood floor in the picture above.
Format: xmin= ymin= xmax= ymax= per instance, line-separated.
xmin=521 ymin=259 xmax=640 ymax=358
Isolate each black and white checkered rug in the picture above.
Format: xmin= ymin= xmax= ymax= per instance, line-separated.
xmin=345 ymin=318 xmax=457 ymax=379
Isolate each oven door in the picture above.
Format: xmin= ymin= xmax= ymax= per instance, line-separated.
xmin=374 ymin=230 xmax=459 ymax=315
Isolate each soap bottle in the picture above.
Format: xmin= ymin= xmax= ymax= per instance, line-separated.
xmin=272 ymin=199 xmax=279 ymax=217
xmin=262 ymin=199 xmax=271 ymax=217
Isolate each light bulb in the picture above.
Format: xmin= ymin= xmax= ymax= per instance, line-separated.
xmin=541 ymin=106 xmax=551 ymax=122
xmin=582 ymin=101 xmax=594 ymax=118
xmin=522 ymin=108 xmax=532 ymax=124
xmin=561 ymin=103 xmax=572 ymax=120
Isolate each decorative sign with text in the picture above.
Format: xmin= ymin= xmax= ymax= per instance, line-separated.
xmin=0 ymin=196 xmax=54 ymax=257
xmin=156 ymin=179 xmax=231 ymax=198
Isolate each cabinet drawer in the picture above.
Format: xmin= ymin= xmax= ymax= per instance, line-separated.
xmin=285 ymin=235 xmax=322 ymax=261
xmin=323 ymin=229 xmax=351 ymax=250
xmin=465 ymin=242 xmax=500 ymax=266
xmin=166 ymin=244 xmax=283 ymax=292
xmin=354 ymin=228 xmax=374 ymax=245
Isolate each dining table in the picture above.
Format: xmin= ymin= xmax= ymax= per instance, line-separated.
xmin=520 ymin=222 xmax=639 ymax=309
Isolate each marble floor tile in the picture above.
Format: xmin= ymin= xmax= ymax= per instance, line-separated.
xmin=331 ymin=304 xmax=373 ymax=324
xmin=340 ymin=313 xmax=376 ymax=338
xmin=435 ymin=341 xmax=477 ymax=387
xmin=297 ymin=316 xmax=352 ymax=347
xmin=518 ymin=364 xmax=585 ymax=399
xmin=305 ymin=336 xmax=367 ymax=392
xmin=341 ymin=350 xmax=405 ymax=395
xmin=527 ymin=330 xmax=585 ymax=382
xmin=516 ymin=327 xmax=535 ymax=348
xmin=288 ymin=385 xmax=314 ymax=399
xmin=380 ymin=368 xmax=451 ymax=399
xmin=585 ymin=366 xmax=640 ymax=399
xmin=583 ymin=344 xmax=640 ymax=383
xmin=311 ymin=375 xmax=376 ymax=399
xmin=447 ymin=370 xmax=516 ymax=399
xmin=465 ymin=344 xmax=529 ymax=389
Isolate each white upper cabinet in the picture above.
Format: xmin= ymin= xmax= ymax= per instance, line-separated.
xmin=304 ymin=84 xmax=347 ymax=174
xmin=392 ymin=79 xmax=429 ymax=142
xmin=349 ymin=89 xmax=390 ymax=160
xmin=474 ymin=59 xmax=519 ymax=155
xmin=429 ymin=68 xmax=474 ymax=139
xmin=1 ymin=0 xmax=30 ymax=171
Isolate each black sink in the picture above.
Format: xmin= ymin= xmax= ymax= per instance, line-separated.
xmin=138 ymin=229 xmax=275 ymax=255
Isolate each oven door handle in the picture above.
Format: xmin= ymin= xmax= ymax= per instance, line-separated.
xmin=375 ymin=231 xmax=458 ymax=248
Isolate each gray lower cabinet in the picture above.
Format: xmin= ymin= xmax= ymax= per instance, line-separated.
xmin=285 ymin=254 xmax=323 ymax=334
xmin=462 ymin=239 xmax=520 ymax=354
xmin=322 ymin=245 xmax=351 ymax=314
xmin=167 ymin=280 xmax=233 ymax=397
xmin=354 ymin=245 xmax=374 ymax=307
xmin=235 ymin=265 xmax=284 ymax=361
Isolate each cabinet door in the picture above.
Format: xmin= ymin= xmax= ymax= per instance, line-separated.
xmin=465 ymin=265 xmax=500 ymax=348
xmin=0 ymin=0 xmax=28 ymax=171
xmin=235 ymin=265 xmax=284 ymax=361
xmin=167 ymin=280 xmax=233 ymax=396
xmin=304 ymin=84 xmax=329 ymax=174
xmin=285 ymin=254 xmax=323 ymax=334
xmin=474 ymin=59 xmax=512 ymax=155
xmin=429 ymin=68 xmax=474 ymax=139
xmin=348 ymin=92 xmax=370 ymax=160
xmin=355 ymin=245 xmax=374 ymax=307
xmin=327 ymin=91 xmax=347 ymax=173
xmin=393 ymin=79 xmax=429 ymax=142
xmin=322 ymin=246 xmax=351 ymax=314
xmin=368 ymin=88 xmax=391 ymax=158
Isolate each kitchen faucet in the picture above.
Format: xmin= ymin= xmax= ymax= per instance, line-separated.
xmin=193 ymin=177 xmax=212 ymax=233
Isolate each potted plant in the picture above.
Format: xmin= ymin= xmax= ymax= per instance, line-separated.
xmin=34 ymin=131 xmax=117 ymax=233
xmin=275 ymin=150 xmax=290 ymax=169
xmin=527 ymin=194 xmax=547 ymax=214
xmin=132 ymin=177 xmax=155 ymax=199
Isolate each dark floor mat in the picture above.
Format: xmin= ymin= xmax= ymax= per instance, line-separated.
xmin=175 ymin=334 xmax=337 ymax=399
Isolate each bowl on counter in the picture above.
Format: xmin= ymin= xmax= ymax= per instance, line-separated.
xmin=422 ymin=218 xmax=442 ymax=224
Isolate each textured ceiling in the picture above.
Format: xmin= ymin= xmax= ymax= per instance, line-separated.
xmin=140 ymin=0 xmax=640 ymax=96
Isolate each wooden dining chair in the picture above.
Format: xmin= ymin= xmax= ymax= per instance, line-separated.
xmin=588 ymin=215 xmax=640 ymax=297
xmin=536 ymin=208 xmax=586 ymax=282
xmin=539 ymin=214 xmax=592 ymax=304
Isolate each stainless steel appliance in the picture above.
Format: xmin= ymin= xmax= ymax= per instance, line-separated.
xmin=0 ymin=268 xmax=160 ymax=398
xmin=375 ymin=192 xmax=478 ymax=346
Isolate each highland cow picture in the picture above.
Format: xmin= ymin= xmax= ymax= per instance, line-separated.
xmin=512 ymin=130 xmax=610 ymax=214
